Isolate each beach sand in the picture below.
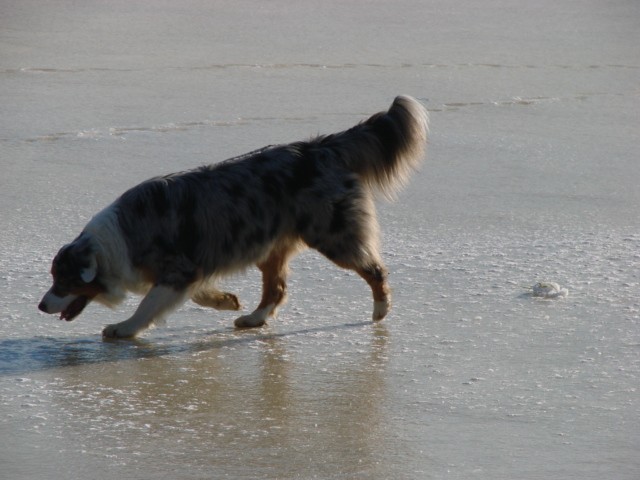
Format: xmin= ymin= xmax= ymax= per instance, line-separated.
xmin=1 ymin=1 xmax=639 ymax=478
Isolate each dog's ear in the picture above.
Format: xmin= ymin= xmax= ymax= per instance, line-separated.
xmin=81 ymin=254 xmax=98 ymax=283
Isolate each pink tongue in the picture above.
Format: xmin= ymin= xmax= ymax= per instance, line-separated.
xmin=60 ymin=296 xmax=88 ymax=321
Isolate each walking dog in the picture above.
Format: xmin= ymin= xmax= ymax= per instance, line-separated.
xmin=38 ymin=96 xmax=429 ymax=338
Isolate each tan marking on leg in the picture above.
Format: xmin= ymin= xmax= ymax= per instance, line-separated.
xmin=256 ymin=256 xmax=288 ymax=312
xmin=192 ymin=289 xmax=241 ymax=311
xmin=329 ymin=259 xmax=391 ymax=321
xmin=355 ymin=264 xmax=391 ymax=321
xmin=234 ymin=238 xmax=302 ymax=328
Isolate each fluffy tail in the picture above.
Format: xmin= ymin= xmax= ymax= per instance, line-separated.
xmin=318 ymin=95 xmax=429 ymax=199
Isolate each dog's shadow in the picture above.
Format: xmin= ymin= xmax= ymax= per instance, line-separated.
xmin=0 ymin=321 xmax=378 ymax=377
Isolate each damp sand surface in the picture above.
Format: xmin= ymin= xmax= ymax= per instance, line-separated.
xmin=1 ymin=1 xmax=639 ymax=478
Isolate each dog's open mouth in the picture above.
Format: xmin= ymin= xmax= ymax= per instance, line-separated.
xmin=60 ymin=296 xmax=88 ymax=321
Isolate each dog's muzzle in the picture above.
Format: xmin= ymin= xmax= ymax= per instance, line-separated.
xmin=39 ymin=289 xmax=88 ymax=321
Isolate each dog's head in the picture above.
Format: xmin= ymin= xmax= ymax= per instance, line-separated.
xmin=38 ymin=235 xmax=104 ymax=321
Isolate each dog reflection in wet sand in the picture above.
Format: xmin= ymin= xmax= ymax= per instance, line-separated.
xmin=38 ymin=96 xmax=428 ymax=339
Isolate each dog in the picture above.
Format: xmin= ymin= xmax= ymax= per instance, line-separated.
xmin=38 ymin=96 xmax=429 ymax=338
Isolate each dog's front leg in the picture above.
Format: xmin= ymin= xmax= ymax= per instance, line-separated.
xmin=102 ymin=285 xmax=187 ymax=339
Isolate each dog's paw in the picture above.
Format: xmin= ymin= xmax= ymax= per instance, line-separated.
xmin=102 ymin=323 xmax=138 ymax=339
xmin=218 ymin=293 xmax=241 ymax=311
xmin=372 ymin=300 xmax=390 ymax=321
xmin=234 ymin=312 xmax=267 ymax=329
xmin=234 ymin=304 xmax=274 ymax=328
xmin=192 ymin=290 xmax=241 ymax=311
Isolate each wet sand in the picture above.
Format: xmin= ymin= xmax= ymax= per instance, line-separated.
xmin=1 ymin=1 xmax=639 ymax=478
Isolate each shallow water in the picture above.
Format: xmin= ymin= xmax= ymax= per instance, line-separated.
xmin=1 ymin=1 xmax=639 ymax=479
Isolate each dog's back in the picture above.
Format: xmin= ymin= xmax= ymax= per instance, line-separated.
xmin=115 ymin=95 xmax=428 ymax=279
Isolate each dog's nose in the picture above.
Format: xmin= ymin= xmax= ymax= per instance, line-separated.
xmin=38 ymin=300 xmax=48 ymax=313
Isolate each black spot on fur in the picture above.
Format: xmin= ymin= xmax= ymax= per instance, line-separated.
xmin=245 ymin=227 xmax=266 ymax=246
xmin=227 ymin=182 xmax=246 ymax=199
xmin=329 ymin=198 xmax=350 ymax=233
xmin=178 ymin=190 xmax=196 ymax=215
xmin=246 ymin=197 xmax=265 ymax=219
xmin=176 ymin=214 xmax=199 ymax=260
xmin=156 ymin=258 xmax=198 ymax=289
xmin=320 ymin=246 xmax=339 ymax=261
xmin=343 ymin=178 xmax=356 ymax=191
xmin=269 ymin=212 xmax=281 ymax=239
xmin=153 ymin=234 xmax=172 ymax=253
xmin=312 ymin=189 xmax=325 ymax=201
xmin=220 ymin=234 xmax=233 ymax=254
xmin=228 ymin=216 xmax=244 ymax=241
xmin=261 ymin=171 xmax=284 ymax=202
xmin=296 ymin=213 xmax=311 ymax=233
xmin=286 ymin=148 xmax=318 ymax=194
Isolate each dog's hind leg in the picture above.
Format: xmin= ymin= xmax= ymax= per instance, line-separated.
xmin=102 ymin=285 xmax=188 ymax=339
xmin=304 ymin=194 xmax=391 ymax=321
xmin=192 ymin=288 xmax=241 ymax=311
xmin=234 ymin=241 xmax=299 ymax=328
xmin=330 ymin=257 xmax=391 ymax=321
xmin=355 ymin=262 xmax=391 ymax=321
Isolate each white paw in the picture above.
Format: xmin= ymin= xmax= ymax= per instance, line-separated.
xmin=102 ymin=322 xmax=139 ymax=339
xmin=373 ymin=300 xmax=390 ymax=321
xmin=234 ymin=305 xmax=274 ymax=328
